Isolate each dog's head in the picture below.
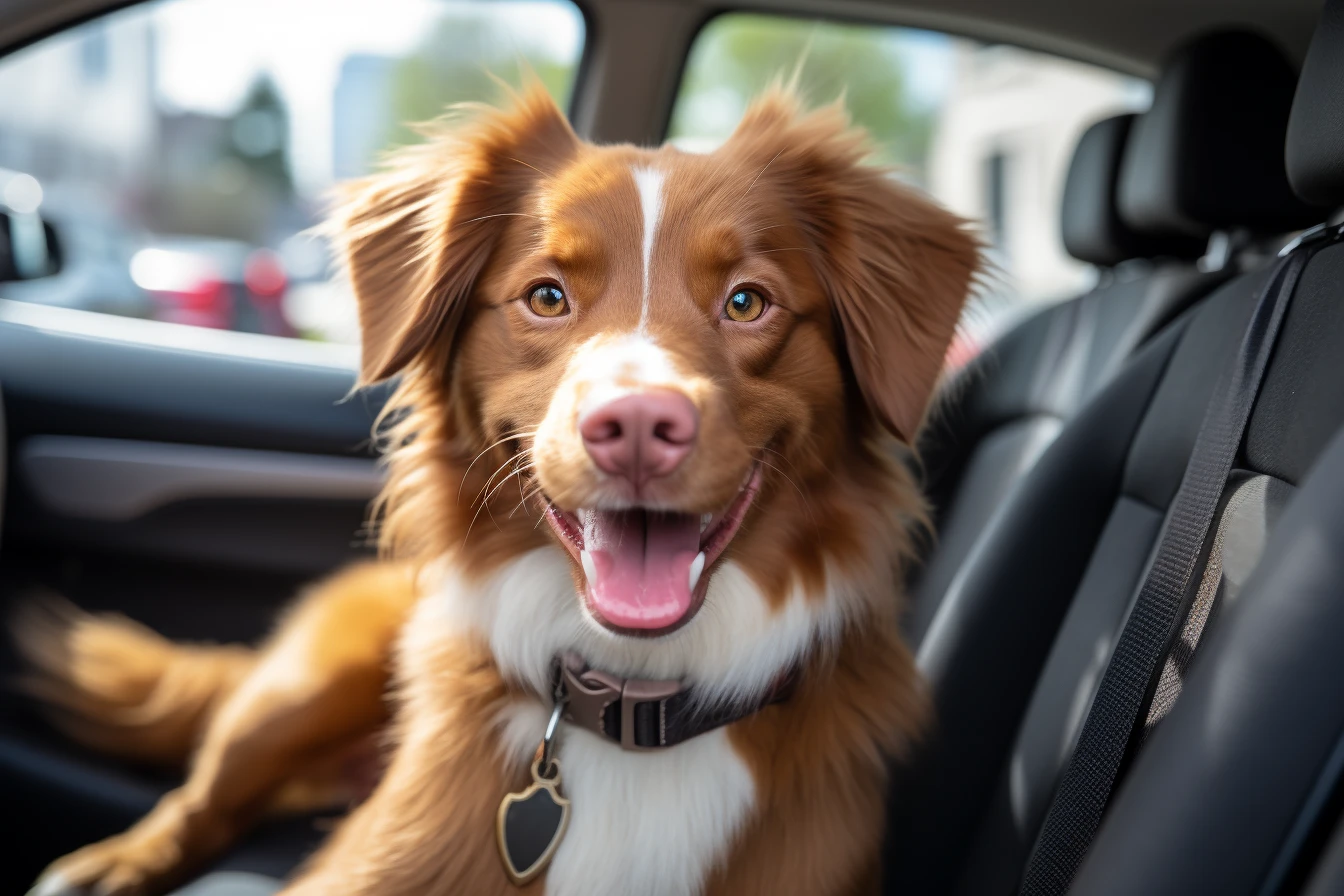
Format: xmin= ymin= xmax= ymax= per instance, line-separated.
xmin=336 ymin=86 xmax=977 ymax=674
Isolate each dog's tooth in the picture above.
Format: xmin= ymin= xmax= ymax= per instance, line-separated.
xmin=688 ymin=551 xmax=706 ymax=593
xmin=700 ymin=513 xmax=712 ymax=534
xmin=580 ymin=549 xmax=597 ymax=587
xmin=576 ymin=509 xmax=588 ymax=526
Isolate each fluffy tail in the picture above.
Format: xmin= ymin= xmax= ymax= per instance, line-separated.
xmin=13 ymin=601 xmax=256 ymax=767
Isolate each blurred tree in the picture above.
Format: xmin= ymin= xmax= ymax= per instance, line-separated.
xmin=382 ymin=14 xmax=572 ymax=156
xmin=669 ymin=15 xmax=936 ymax=179
xmin=146 ymin=73 xmax=295 ymax=243
xmin=228 ymin=75 xmax=294 ymax=199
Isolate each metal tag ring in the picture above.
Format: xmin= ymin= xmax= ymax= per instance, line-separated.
xmin=539 ymin=698 xmax=564 ymax=778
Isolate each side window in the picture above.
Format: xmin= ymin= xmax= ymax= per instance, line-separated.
xmin=0 ymin=0 xmax=585 ymax=344
xmin=670 ymin=14 xmax=1151 ymax=348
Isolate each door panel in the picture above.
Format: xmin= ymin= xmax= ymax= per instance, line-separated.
xmin=17 ymin=435 xmax=381 ymax=571
xmin=0 ymin=313 xmax=383 ymax=893
xmin=20 ymin=436 xmax=381 ymax=522
xmin=0 ymin=302 xmax=380 ymax=454
xmin=0 ymin=305 xmax=385 ymax=571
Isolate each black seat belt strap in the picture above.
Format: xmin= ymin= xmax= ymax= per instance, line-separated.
xmin=1018 ymin=229 xmax=1333 ymax=896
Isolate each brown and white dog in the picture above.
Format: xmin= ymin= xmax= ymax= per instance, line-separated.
xmin=23 ymin=85 xmax=979 ymax=896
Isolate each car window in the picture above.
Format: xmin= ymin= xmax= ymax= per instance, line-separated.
xmin=0 ymin=0 xmax=584 ymax=344
xmin=670 ymin=14 xmax=1152 ymax=356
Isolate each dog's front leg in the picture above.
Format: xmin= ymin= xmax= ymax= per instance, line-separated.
xmin=281 ymin=638 xmax=531 ymax=896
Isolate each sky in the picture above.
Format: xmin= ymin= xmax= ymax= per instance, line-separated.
xmin=152 ymin=0 xmax=584 ymax=195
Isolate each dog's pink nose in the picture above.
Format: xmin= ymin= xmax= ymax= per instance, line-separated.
xmin=580 ymin=390 xmax=698 ymax=488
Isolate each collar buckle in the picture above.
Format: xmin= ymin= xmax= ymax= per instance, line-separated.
xmin=619 ymin=676 xmax=682 ymax=750
xmin=558 ymin=654 xmax=682 ymax=750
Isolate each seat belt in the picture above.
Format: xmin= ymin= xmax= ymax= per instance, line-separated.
xmin=1018 ymin=224 xmax=1339 ymax=896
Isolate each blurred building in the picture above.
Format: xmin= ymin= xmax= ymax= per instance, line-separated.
xmin=0 ymin=13 xmax=157 ymax=215
xmin=928 ymin=44 xmax=1151 ymax=309
xmin=158 ymin=110 xmax=232 ymax=181
xmin=332 ymin=55 xmax=398 ymax=180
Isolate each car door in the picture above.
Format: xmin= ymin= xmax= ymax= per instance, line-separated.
xmin=0 ymin=1 xmax=588 ymax=889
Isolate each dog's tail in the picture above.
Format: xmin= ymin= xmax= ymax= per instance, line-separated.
xmin=12 ymin=601 xmax=256 ymax=767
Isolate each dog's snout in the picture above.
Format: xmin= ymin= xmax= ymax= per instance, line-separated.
xmin=580 ymin=390 xmax=698 ymax=488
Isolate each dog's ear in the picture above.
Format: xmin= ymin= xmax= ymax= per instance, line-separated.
xmin=331 ymin=85 xmax=579 ymax=386
xmin=724 ymin=89 xmax=982 ymax=442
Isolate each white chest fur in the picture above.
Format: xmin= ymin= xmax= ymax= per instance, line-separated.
xmin=497 ymin=700 xmax=756 ymax=896
xmin=410 ymin=546 xmax=858 ymax=894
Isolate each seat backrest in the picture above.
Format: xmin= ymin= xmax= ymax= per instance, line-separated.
xmin=1065 ymin=9 xmax=1344 ymax=892
xmin=907 ymin=70 xmax=1306 ymax=643
xmin=884 ymin=28 xmax=1328 ymax=895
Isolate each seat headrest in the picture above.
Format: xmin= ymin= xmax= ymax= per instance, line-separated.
xmin=1120 ymin=30 xmax=1323 ymax=238
xmin=1062 ymin=114 xmax=1205 ymax=266
xmin=1287 ymin=0 xmax=1344 ymax=207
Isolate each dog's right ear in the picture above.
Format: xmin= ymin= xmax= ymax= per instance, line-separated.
xmin=332 ymin=86 xmax=579 ymax=386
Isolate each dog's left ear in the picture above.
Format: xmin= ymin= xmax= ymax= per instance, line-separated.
xmin=332 ymin=85 xmax=579 ymax=386
xmin=725 ymin=90 xmax=982 ymax=442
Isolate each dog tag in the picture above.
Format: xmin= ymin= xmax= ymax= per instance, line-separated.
xmin=496 ymin=756 xmax=570 ymax=886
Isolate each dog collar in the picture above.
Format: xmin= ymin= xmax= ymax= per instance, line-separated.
xmin=554 ymin=652 xmax=795 ymax=751
xmin=496 ymin=656 xmax=796 ymax=882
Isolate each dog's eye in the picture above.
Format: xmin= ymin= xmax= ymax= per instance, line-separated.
xmin=527 ymin=283 xmax=569 ymax=318
xmin=724 ymin=288 xmax=766 ymax=323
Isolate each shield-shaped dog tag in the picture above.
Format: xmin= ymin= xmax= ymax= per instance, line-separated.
xmin=497 ymin=757 xmax=570 ymax=886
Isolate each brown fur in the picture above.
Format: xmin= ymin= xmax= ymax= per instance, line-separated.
xmin=17 ymin=602 xmax=255 ymax=766
xmin=280 ymin=636 xmax=537 ymax=896
xmin=23 ymin=83 xmax=978 ymax=896
xmin=710 ymin=618 xmax=926 ymax=895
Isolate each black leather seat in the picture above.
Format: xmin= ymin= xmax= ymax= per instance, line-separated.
xmin=884 ymin=27 xmax=1338 ymax=895
xmin=909 ymin=70 xmax=1302 ymax=645
xmin=909 ymin=110 xmax=1217 ymax=645
xmin=1067 ymin=9 xmax=1344 ymax=891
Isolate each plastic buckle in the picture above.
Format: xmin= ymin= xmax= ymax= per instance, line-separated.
xmin=562 ymin=664 xmax=622 ymax=734
xmin=619 ymin=677 xmax=682 ymax=749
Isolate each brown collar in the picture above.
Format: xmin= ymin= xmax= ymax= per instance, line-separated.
xmin=555 ymin=653 xmax=796 ymax=751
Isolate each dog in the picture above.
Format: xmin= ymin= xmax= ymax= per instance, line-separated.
xmin=22 ymin=84 xmax=979 ymax=896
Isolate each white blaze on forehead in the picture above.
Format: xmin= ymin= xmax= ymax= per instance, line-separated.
xmin=570 ymin=332 xmax=684 ymax=418
xmin=631 ymin=166 xmax=665 ymax=332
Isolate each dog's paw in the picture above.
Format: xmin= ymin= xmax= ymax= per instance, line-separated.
xmin=27 ymin=868 xmax=82 ymax=896
xmin=27 ymin=834 xmax=184 ymax=896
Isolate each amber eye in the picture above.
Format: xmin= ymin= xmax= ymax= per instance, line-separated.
xmin=724 ymin=288 xmax=766 ymax=323
xmin=527 ymin=283 xmax=569 ymax=318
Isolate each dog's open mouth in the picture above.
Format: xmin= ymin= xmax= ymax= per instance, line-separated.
xmin=543 ymin=464 xmax=763 ymax=635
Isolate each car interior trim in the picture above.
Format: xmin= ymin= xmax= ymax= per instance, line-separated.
xmin=0 ymin=300 xmax=359 ymax=372
xmin=18 ymin=435 xmax=382 ymax=522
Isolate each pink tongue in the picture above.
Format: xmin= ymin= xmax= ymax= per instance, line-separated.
xmin=583 ymin=510 xmax=701 ymax=630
